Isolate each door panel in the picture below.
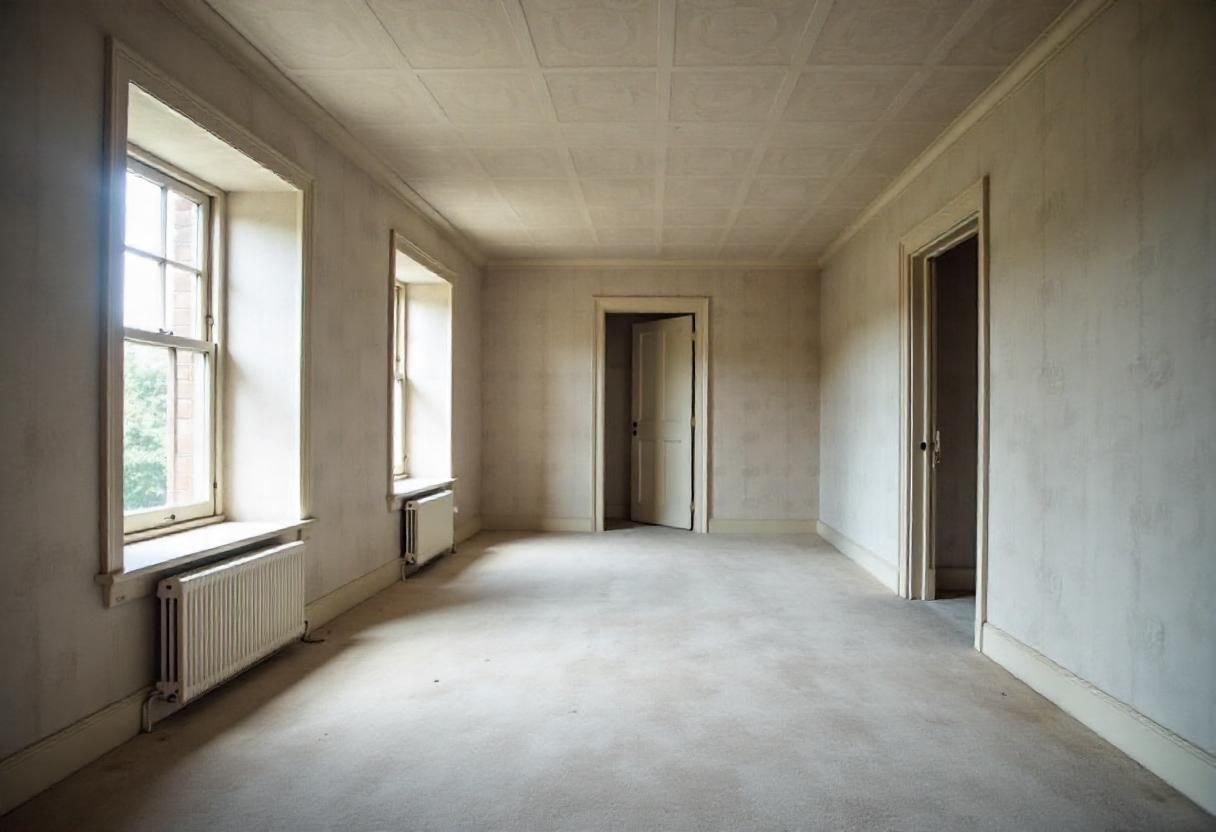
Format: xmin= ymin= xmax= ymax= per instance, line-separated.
xmin=630 ymin=315 xmax=693 ymax=529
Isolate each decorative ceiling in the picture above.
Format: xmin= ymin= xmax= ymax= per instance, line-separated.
xmin=203 ymin=0 xmax=1070 ymax=262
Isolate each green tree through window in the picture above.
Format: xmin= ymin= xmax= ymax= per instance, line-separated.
xmin=123 ymin=346 xmax=169 ymax=512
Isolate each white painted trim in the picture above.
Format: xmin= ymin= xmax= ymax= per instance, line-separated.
xmin=982 ymin=623 xmax=1216 ymax=816
xmin=303 ymin=558 xmax=401 ymax=631
xmin=455 ymin=516 xmax=482 ymax=544
xmin=816 ymin=521 xmax=899 ymax=593
xmin=818 ymin=0 xmax=1114 ymax=267
xmin=592 ymin=297 xmax=711 ymax=534
xmin=481 ymin=517 xmax=596 ymax=533
xmin=487 ymin=259 xmax=814 ymax=271
xmin=385 ymin=231 xmax=456 ymax=507
xmin=0 ymin=688 xmax=149 ymax=814
xmin=897 ymin=178 xmax=989 ymax=652
xmin=708 ymin=519 xmax=817 ymax=535
xmin=101 ymin=40 xmax=316 ymax=585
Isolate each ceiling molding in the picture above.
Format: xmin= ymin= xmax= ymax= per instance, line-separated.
xmin=816 ymin=0 xmax=1115 ymax=268
xmin=485 ymin=258 xmax=816 ymax=272
xmin=158 ymin=0 xmax=488 ymax=271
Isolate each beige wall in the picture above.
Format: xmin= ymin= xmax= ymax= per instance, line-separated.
xmin=482 ymin=267 xmax=819 ymax=529
xmin=819 ymin=1 xmax=1216 ymax=753
xmin=0 ymin=1 xmax=481 ymax=760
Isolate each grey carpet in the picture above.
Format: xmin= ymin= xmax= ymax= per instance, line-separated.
xmin=3 ymin=528 xmax=1211 ymax=831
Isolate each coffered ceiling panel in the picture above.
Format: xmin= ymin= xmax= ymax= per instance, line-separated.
xmin=809 ymin=0 xmax=971 ymax=66
xmin=208 ymin=0 xmax=403 ymax=70
xmin=674 ymin=0 xmax=816 ymax=66
xmin=669 ymin=70 xmax=785 ymax=121
xmin=206 ymin=0 xmax=1073 ymax=262
xmin=293 ymin=70 xmax=438 ymax=125
xmin=666 ymin=146 xmax=754 ymax=177
xmin=419 ymin=72 xmax=553 ymax=122
xmin=580 ymin=177 xmax=656 ymax=207
xmin=546 ymin=71 xmax=659 ymax=122
xmin=366 ymin=0 xmax=526 ymax=68
xmin=473 ymin=145 xmax=567 ymax=178
xmin=522 ymin=0 xmax=659 ymax=66
xmin=568 ymin=146 xmax=656 ymax=177
xmin=783 ymin=67 xmax=914 ymax=122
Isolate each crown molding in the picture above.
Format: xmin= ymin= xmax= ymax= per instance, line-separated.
xmin=817 ymin=0 xmax=1115 ymax=268
xmin=485 ymin=258 xmax=816 ymax=272
xmin=157 ymin=0 xmax=486 ymax=271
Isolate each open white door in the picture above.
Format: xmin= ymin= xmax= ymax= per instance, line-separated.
xmin=630 ymin=315 xmax=694 ymax=529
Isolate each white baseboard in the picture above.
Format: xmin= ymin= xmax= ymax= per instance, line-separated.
xmin=304 ymin=557 xmax=400 ymax=631
xmin=708 ymin=519 xmax=817 ymax=534
xmin=482 ymin=516 xmax=595 ymax=532
xmin=815 ymin=520 xmax=899 ymax=593
xmin=0 ymin=687 xmax=150 ymax=814
xmin=937 ymin=567 xmax=976 ymax=592
xmin=455 ymin=515 xmax=481 ymax=544
xmin=982 ymin=623 xmax=1216 ymax=815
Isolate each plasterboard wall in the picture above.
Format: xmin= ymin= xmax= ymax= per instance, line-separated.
xmin=482 ymin=267 xmax=818 ymax=528
xmin=0 ymin=0 xmax=481 ymax=761
xmin=818 ymin=0 xmax=1216 ymax=753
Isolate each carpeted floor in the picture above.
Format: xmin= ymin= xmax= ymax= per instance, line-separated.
xmin=3 ymin=528 xmax=1211 ymax=831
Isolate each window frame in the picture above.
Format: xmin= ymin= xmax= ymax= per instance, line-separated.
xmin=391 ymin=280 xmax=410 ymax=480
xmin=121 ymin=152 xmax=222 ymax=538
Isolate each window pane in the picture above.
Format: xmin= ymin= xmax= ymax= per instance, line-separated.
xmin=166 ymin=265 xmax=202 ymax=338
xmin=125 ymin=172 xmax=162 ymax=255
xmin=124 ymin=251 xmax=163 ymax=331
xmin=124 ymin=342 xmax=171 ymax=513
xmin=167 ymin=190 xmax=201 ymax=267
xmin=172 ymin=350 xmax=211 ymax=507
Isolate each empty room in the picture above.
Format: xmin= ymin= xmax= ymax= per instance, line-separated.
xmin=2 ymin=1 xmax=1214 ymax=829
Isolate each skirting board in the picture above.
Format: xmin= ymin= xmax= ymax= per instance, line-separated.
xmin=982 ymin=623 xmax=1216 ymax=816
xmin=937 ymin=567 xmax=977 ymax=592
xmin=482 ymin=516 xmax=595 ymax=532
xmin=816 ymin=521 xmax=899 ymax=593
xmin=0 ymin=687 xmax=150 ymax=814
xmin=455 ymin=516 xmax=481 ymax=545
xmin=304 ymin=557 xmax=401 ymax=631
xmin=708 ymin=519 xmax=817 ymax=534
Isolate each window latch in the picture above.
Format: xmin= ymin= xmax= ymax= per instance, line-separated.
xmin=158 ymin=327 xmax=174 ymax=336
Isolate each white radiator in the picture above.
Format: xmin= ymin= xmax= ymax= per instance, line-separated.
xmin=157 ymin=540 xmax=305 ymax=704
xmin=403 ymin=489 xmax=454 ymax=570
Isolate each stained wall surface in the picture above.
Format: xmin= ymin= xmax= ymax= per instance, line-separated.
xmin=482 ymin=268 xmax=819 ymax=529
xmin=0 ymin=1 xmax=481 ymax=760
xmin=819 ymin=0 xmax=1216 ymax=752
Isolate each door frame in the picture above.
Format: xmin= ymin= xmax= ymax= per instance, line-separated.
xmin=592 ymin=296 xmax=710 ymax=533
xmin=898 ymin=178 xmax=990 ymax=650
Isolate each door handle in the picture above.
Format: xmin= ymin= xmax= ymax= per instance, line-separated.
xmin=932 ymin=429 xmax=942 ymax=467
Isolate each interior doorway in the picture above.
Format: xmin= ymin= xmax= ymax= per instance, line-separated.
xmin=899 ymin=179 xmax=989 ymax=648
xmin=593 ymin=297 xmax=710 ymax=533
xmin=924 ymin=237 xmax=980 ymax=634
xmin=604 ymin=313 xmax=694 ymax=529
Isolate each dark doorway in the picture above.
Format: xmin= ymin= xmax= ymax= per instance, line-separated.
xmin=927 ymin=235 xmax=979 ymax=633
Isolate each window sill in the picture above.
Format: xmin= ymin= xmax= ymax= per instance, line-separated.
xmin=388 ymin=476 xmax=455 ymax=510
xmin=96 ymin=518 xmax=312 ymax=608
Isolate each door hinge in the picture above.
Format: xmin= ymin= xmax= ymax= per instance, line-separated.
xmin=691 ymin=331 xmax=696 ymax=342
xmin=690 ymin=416 xmax=696 ymax=428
